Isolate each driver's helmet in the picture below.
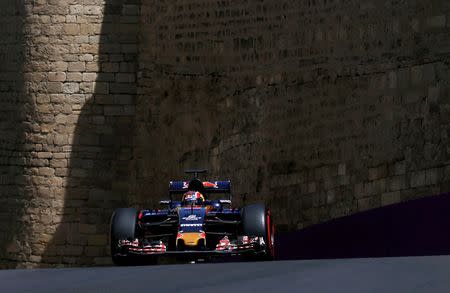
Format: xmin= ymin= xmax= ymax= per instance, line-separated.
xmin=182 ymin=191 xmax=205 ymax=205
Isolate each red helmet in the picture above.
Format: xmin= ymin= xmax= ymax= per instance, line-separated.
xmin=182 ymin=191 xmax=205 ymax=205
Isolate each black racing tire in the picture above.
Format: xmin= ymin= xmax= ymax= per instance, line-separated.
xmin=110 ymin=208 xmax=138 ymax=266
xmin=242 ymin=203 xmax=267 ymax=237
xmin=242 ymin=203 xmax=275 ymax=261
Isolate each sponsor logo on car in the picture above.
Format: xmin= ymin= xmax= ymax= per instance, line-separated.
xmin=182 ymin=214 xmax=201 ymax=221
xmin=180 ymin=223 xmax=203 ymax=227
xmin=203 ymin=181 xmax=218 ymax=188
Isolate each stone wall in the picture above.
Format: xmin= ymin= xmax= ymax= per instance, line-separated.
xmin=0 ymin=0 xmax=449 ymax=267
xmin=0 ymin=0 xmax=29 ymax=267
xmin=137 ymin=0 xmax=450 ymax=231
xmin=0 ymin=0 xmax=139 ymax=268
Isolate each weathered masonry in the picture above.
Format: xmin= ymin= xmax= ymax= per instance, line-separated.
xmin=0 ymin=0 xmax=449 ymax=267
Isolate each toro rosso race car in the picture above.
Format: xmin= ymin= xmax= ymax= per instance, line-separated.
xmin=110 ymin=170 xmax=275 ymax=265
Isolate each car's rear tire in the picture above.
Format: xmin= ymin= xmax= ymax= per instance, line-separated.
xmin=242 ymin=203 xmax=275 ymax=261
xmin=110 ymin=208 xmax=138 ymax=266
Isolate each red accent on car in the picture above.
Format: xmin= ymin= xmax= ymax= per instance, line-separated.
xmin=202 ymin=181 xmax=217 ymax=187
xmin=266 ymin=210 xmax=275 ymax=258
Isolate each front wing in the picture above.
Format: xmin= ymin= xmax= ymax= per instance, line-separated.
xmin=116 ymin=241 xmax=266 ymax=258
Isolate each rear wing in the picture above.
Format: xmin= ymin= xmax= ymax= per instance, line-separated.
xmin=169 ymin=180 xmax=231 ymax=194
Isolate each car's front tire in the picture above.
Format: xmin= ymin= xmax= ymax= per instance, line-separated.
xmin=241 ymin=203 xmax=275 ymax=260
xmin=110 ymin=208 xmax=138 ymax=265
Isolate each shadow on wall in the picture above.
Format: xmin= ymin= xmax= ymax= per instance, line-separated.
xmin=0 ymin=0 xmax=29 ymax=268
xmin=276 ymin=192 xmax=450 ymax=260
xmin=42 ymin=0 xmax=140 ymax=266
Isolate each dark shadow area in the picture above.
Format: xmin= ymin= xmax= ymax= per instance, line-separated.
xmin=276 ymin=193 xmax=450 ymax=260
xmin=42 ymin=0 xmax=139 ymax=265
xmin=0 ymin=0 xmax=29 ymax=268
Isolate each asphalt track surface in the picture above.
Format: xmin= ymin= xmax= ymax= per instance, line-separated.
xmin=1 ymin=256 xmax=450 ymax=293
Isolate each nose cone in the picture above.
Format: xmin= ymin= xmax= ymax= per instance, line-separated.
xmin=176 ymin=232 xmax=206 ymax=247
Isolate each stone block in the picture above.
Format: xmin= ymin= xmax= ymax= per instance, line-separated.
xmin=337 ymin=163 xmax=346 ymax=176
xmin=388 ymin=71 xmax=397 ymax=89
xmin=80 ymin=224 xmax=96 ymax=234
xmin=425 ymin=168 xmax=440 ymax=185
xmin=66 ymin=15 xmax=77 ymax=23
xmin=394 ymin=161 xmax=406 ymax=175
xmin=363 ymin=179 xmax=386 ymax=196
xmin=36 ymin=152 xmax=53 ymax=159
xmin=80 ymin=82 xmax=94 ymax=93
xmin=123 ymin=5 xmax=139 ymax=16
xmin=86 ymin=62 xmax=100 ymax=72
xmin=120 ymin=16 xmax=139 ymax=24
xmin=94 ymin=257 xmax=112 ymax=266
xmin=114 ymin=95 xmax=133 ymax=104
xmin=381 ymin=191 xmax=401 ymax=206
xmin=50 ymin=159 xmax=67 ymax=168
xmin=85 ymin=247 xmax=104 ymax=257
xmin=82 ymin=73 xmax=97 ymax=82
xmin=427 ymin=15 xmax=446 ymax=28
xmin=89 ymin=35 xmax=101 ymax=44
xmin=31 ymin=244 xmax=46 ymax=255
xmin=357 ymin=197 xmax=379 ymax=212
xmin=30 ymin=159 xmax=49 ymax=167
xmin=307 ymin=182 xmax=316 ymax=193
xmin=97 ymin=73 xmax=115 ymax=82
xmin=121 ymin=44 xmax=138 ymax=54
xmin=102 ymin=63 xmax=119 ymax=73
xmin=72 ymin=35 xmax=90 ymax=44
xmin=410 ymin=170 xmax=426 ymax=187
xmin=92 ymin=116 xmax=105 ymax=124
xmin=66 ymin=246 xmax=84 ymax=256
xmin=115 ymin=73 xmax=135 ymax=83
xmin=69 ymin=5 xmax=83 ymax=15
xmin=68 ymin=62 xmax=85 ymax=72
xmin=36 ymin=94 xmax=51 ymax=104
xmin=411 ymin=66 xmax=423 ymax=85
xmin=110 ymin=83 xmax=137 ymax=94
xmin=88 ymin=235 xmax=107 ymax=246
xmin=84 ymin=5 xmax=102 ymax=15
xmin=80 ymin=54 xmax=94 ymax=62
xmin=81 ymin=44 xmax=99 ymax=54
xmin=428 ymin=85 xmax=440 ymax=102
xmin=67 ymin=72 xmax=82 ymax=82
xmin=119 ymin=62 xmax=136 ymax=72
xmin=104 ymin=105 xmax=124 ymax=116
xmin=94 ymin=82 xmax=108 ymax=94
xmin=47 ymin=82 xmax=62 ymax=94
xmin=62 ymin=82 xmax=80 ymax=94
xmin=48 ymin=72 xmax=66 ymax=82
xmin=52 ymin=61 xmax=68 ymax=71
xmin=37 ymin=104 xmax=52 ymax=113
xmin=55 ymin=168 xmax=69 ymax=177
xmin=326 ymin=190 xmax=335 ymax=204
xmin=368 ymin=168 xmax=378 ymax=181
xmin=389 ymin=175 xmax=407 ymax=191
xmin=63 ymin=24 xmax=80 ymax=35
xmin=54 ymin=134 xmax=69 ymax=146
xmin=38 ymin=167 xmax=55 ymax=177
xmin=80 ymin=23 xmax=102 ymax=35
xmin=62 ymin=257 xmax=78 ymax=265
xmin=404 ymin=90 xmax=422 ymax=103
xmin=71 ymin=168 xmax=89 ymax=178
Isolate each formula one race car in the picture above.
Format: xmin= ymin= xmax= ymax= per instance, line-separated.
xmin=110 ymin=170 xmax=275 ymax=265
